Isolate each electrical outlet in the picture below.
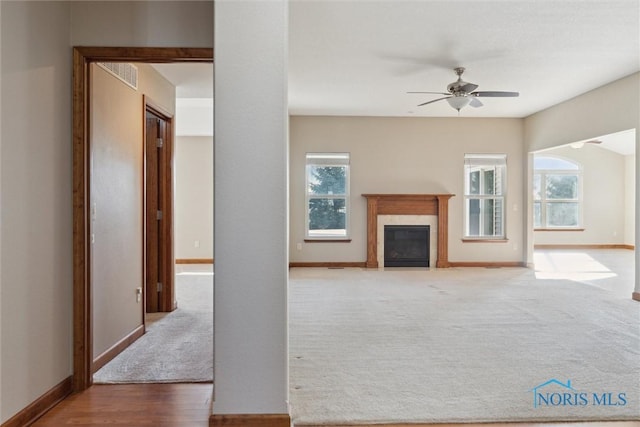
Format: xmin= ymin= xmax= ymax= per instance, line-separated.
xmin=296 ymin=243 xmax=302 ymax=251
xmin=194 ymin=240 xmax=200 ymax=248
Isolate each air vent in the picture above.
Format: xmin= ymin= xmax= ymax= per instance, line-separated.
xmin=97 ymin=62 xmax=138 ymax=90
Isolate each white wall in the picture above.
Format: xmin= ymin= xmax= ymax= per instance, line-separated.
xmin=625 ymin=154 xmax=636 ymax=246
xmin=175 ymin=136 xmax=214 ymax=260
xmin=533 ymin=145 xmax=626 ymax=245
xmin=214 ymin=0 xmax=289 ymax=415
xmin=0 ymin=1 xmax=73 ymax=422
xmin=290 ymin=116 xmax=525 ymax=264
xmin=176 ymin=99 xmax=214 ymax=136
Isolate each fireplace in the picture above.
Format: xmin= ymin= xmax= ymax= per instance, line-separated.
xmin=384 ymin=225 xmax=430 ymax=267
xmin=362 ymin=194 xmax=454 ymax=268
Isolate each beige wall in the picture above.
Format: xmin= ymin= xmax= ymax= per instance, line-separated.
xmin=71 ymin=1 xmax=213 ymax=47
xmin=290 ymin=116 xmax=525 ymax=264
xmin=524 ymin=73 xmax=640 ymax=153
xmin=175 ymin=136 xmax=214 ymax=259
xmin=533 ymin=145 xmax=626 ymax=245
xmin=1 ymin=1 xmax=212 ymax=422
xmin=91 ymin=64 xmax=175 ymax=359
xmin=0 ymin=1 xmax=73 ymax=422
xmin=625 ymin=154 xmax=636 ymax=246
xmin=524 ymin=73 xmax=639 ymax=278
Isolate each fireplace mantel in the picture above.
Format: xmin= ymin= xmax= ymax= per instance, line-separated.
xmin=362 ymin=194 xmax=454 ymax=268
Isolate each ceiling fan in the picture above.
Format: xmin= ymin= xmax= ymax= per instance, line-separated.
xmin=408 ymin=67 xmax=519 ymax=112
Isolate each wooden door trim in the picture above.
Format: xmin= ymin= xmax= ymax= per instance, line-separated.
xmin=72 ymin=46 xmax=213 ymax=392
xmin=144 ymin=97 xmax=175 ymax=313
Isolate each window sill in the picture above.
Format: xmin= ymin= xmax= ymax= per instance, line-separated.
xmin=304 ymin=239 xmax=352 ymax=243
xmin=462 ymin=238 xmax=509 ymax=243
xmin=534 ymin=228 xmax=585 ymax=232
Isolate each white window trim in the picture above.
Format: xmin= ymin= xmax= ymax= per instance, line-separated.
xmin=305 ymin=153 xmax=351 ymax=240
xmin=463 ymin=154 xmax=507 ymax=240
xmin=533 ymin=163 xmax=583 ymax=229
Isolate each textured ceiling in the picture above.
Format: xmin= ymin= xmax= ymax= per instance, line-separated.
xmin=288 ymin=0 xmax=640 ymax=118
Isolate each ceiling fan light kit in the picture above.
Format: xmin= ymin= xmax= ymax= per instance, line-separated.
xmin=446 ymin=96 xmax=471 ymax=111
xmin=409 ymin=67 xmax=520 ymax=113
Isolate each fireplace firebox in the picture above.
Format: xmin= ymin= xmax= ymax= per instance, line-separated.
xmin=384 ymin=225 xmax=430 ymax=267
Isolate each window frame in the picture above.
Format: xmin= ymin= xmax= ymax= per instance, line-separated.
xmin=304 ymin=152 xmax=351 ymax=240
xmin=463 ymin=154 xmax=507 ymax=240
xmin=533 ymin=156 xmax=583 ymax=230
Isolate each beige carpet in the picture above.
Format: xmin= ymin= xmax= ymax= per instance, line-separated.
xmin=289 ymin=266 xmax=640 ymax=425
xmin=93 ymin=271 xmax=213 ymax=383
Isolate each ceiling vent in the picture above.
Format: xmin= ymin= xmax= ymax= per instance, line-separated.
xmin=97 ymin=62 xmax=138 ymax=90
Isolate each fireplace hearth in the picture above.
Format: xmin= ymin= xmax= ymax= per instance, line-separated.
xmin=384 ymin=225 xmax=430 ymax=267
xmin=362 ymin=194 xmax=453 ymax=268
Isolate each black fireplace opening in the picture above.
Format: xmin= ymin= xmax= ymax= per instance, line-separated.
xmin=384 ymin=225 xmax=430 ymax=267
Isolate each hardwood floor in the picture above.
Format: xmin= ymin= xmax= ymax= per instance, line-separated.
xmin=29 ymin=383 xmax=639 ymax=427
xmin=300 ymin=423 xmax=640 ymax=427
xmin=32 ymin=383 xmax=212 ymax=426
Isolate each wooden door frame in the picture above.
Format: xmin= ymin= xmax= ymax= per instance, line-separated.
xmin=73 ymin=46 xmax=213 ymax=392
xmin=144 ymin=97 xmax=175 ymax=313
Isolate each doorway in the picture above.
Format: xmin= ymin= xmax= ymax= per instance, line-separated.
xmin=144 ymin=100 xmax=175 ymax=313
xmin=72 ymin=47 xmax=214 ymax=392
xmin=529 ymin=129 xmax=636 ymax=299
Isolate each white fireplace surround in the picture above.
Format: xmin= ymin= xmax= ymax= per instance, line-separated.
xmin=377 ymin=215 xmax=438 ymax=268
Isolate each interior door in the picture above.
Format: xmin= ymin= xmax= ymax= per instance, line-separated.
xmin=145 ymin=106 xmax=175 ymax=313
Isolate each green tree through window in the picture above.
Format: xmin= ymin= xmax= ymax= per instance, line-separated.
xmin=533 ymin=156 xmax=581 ymax=228
xmin=306 ymin=153 xmax=350 ymax=238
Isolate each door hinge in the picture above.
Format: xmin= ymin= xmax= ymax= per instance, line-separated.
xmin=156 ymin=138 xmax=163 ymax=148
xmin=157 ymin=210 xmax=163 ymax=220
xmin=157 ymin=282 xmax=163 ymax=292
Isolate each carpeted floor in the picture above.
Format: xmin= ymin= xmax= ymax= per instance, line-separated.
xmin=289 ymin=265 xmax=640 ymax=425
xmin=93 ymin=271 xmax=213 ymax=384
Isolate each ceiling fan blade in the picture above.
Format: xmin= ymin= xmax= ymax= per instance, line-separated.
xmin=459 ymin=83 xmax=478 ymax=93
xmin=407 ymin=91 xmax=449 ymax=95
xmin=417 ymin=96 xmax=450 ymax=107
xmin=469 ymin=97 xmax=483 ymax=108
xmin=472 ymin=91 xmax=519 ymax=97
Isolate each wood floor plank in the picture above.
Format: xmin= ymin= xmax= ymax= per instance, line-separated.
xmin=297 ymin=423 xmax=640 ymax=427
xmin=32 ymin=383 xmax=212 ymax=426
xmin=30 ymin=383 xmax=639 ymax=427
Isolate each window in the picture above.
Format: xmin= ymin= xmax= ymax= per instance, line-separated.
xmin=533 ymin=156 xmax=581 ymax=229
xmin=305 ymin=153 xmax=350 ymax=239
xmin=464 ymin=154 xmax=506 ymax=239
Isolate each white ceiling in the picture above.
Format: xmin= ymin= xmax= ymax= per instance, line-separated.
xmin=150 ymin=2 xmax=638 ymax=149
xmin=288 ymin=0 xmax=640 ymax=118
xmin=152 ymin=63 xmax=213 ymax=98
xmin=572 ymin=128 xmax=636 ymax=156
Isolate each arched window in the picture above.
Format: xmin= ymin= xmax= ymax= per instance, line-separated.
xmin=533 ymin=156 xmax=582 ymax=228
